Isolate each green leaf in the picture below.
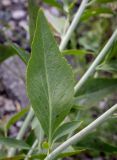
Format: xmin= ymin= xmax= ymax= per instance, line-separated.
xmin=29 ymin=153 xmax=45 ymax=160
xmin=26 ymin=130 xmax=36 ymax=147
xmin=68 ymin=0 xmax=78 ymax=11
xmin=74 ymin=78 xmax=117 ymax=108
xmin=27 ymin=10 xmax=74 ymax=144
xmin=96 ymin=60 xmax=117 ymax=73
xmin=81 ymin=8 xmax=113 ymax=21
xmin=0 ymin=43 xmax=30 ymax=64
xmin=0 ymin=155 xmax=24 ymax=160
xmin=31 ymin=117 xmax=43 ymax=140
xmin=52 ymin=121 xmax=82 ymax=142
xmin=0 ymin=44 xmax=15 ymax=63
xmin=44 ymin=10 xmax=66 ymax=34
xmin=62 ymin=49 xmax=93 ymax=56
xmin=6 ymin=107 xmax=29 ymax=133
xmin=97 ymin=0 xmax=117 ymax=3
xmin=75 ymin=133 xmax=117 ymax=153
xmin=58 ymin=149 xmax=84 ymax=158
xmin=43 ymin=0 xmax=61 ymax=8
xmin=0 ymin=137 xmax=30 ymax=149
xmin=10 ymin=43 xmax=30 ymax=64
xmin=28 ymin=0 xmax=39 ymax=43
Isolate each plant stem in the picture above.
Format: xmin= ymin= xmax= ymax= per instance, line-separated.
xmin=25 ymin=121 xmax=44 ymax=159
xmin=8 ymin=108 xmax=34 ymax=157
xmin=74 ymin=29 xmax=117 ymax=93
xmin=67 ymin=29 xmax=117 ymax=140
xmin=24 ymin=139 xmax=38 ymax=160
xmin=87 ymin=0 xmax=97 ymax=6
xmin=45 ymin=104 xmax=117 ymax=160
xmin=17 ymin=108 xmax=34 ymax=139
xmin=59 ymin=0 xmax=89 ymax=51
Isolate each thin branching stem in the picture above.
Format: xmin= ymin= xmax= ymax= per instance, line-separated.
xmin=8 ymin=108 xmax=34 ymax=156
xmin=59 ymin=0 xmax=89 ymax=51
xmin=25 ymin=121 xmax=44 ymax=159
xmin=17 ymin=108 xmax=34 ymax=139
xmin=45 ymin=104 xmax=117 ymax=160
xmin=74 ymin=29 xmax=117 ymax=93
xmin=24 ymin=139 xmax=38 ymax=160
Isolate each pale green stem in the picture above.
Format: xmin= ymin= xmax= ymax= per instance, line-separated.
xmin=25 ymin=121 xmax=44 ymax=159
xmin=8 ymin=108 xmax=34 ymax=157
xmin=74 ymin=29 xmax=117 ymax=93
xmin=68 ymin=29 xmax=117 ymax=138
xmin=59 ymin=0 xmax=89 ymax=51
xmin=87 ymin=0 xmax=97 ymax=6
xmin=17 ymin=108 xmax=34 ymax=139
xmin=24 ymin=139 xmax=38 ymax=160
xmin=67 ymin=111 xmax=81 ymax=139
xmin=45 ymin=104 xmax=117 ymax=160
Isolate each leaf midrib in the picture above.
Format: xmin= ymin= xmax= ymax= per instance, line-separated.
xmin=41 ymin=25 xmax=52 ymax=144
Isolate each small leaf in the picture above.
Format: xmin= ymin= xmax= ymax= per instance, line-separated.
xmin=0 ymin=43 xmax=30 ymax=64
xmin=97 ymin=0 xmax=117 ymax=3
xmin=0 ymin=155 xmax=24 ymax=160
xmin=6 ymin=107 xmax=29 ymax=132
xmin=10 ymin=43 xmax=30 ymax=64
xmin=58 ymin=149 xmax=84 ymax=158
xmin=27 ymin=10 xmax=74 ymax=144
xmin=29 ymin=153 xmax=45 ymax=160
xmin=44 ymin=10 xmax=65 ymax=34
xmin=26 ymin=130 xmax=36 ymax=147
xmin=74 ymin=78 xmax=117 ymax=108
xmin=0 ymin=137 xmax=30 ymax=149
xmin=96 ymin=60 xmax=117 ymax=73
xmin=62 ymin=49 xmax=93 ymax=55
xmin=75 ymin=133 xmax=117 ymax=153
xmin=31 ymin=117 xmax=43 ymax=140
xmin=52 ymin=121 xmax=82 ymax=142
xmin=28 ymin=0 xmax=39 ymax=43
xmin=43 ymin=0 xmax=62 ymax=8
xmin=81 ymin=8 xmax=113 ymax=21
xmin=0 ymin=44 xmax=15 ymax=63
